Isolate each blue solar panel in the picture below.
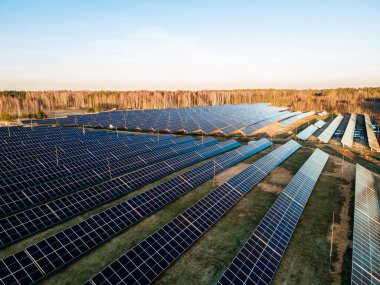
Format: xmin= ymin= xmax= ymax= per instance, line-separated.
xmin=0 ymin=137 xmax=195 ymax=196
xmin=0 ymin=138 xmax=216 ymax=217
xmin=314 ymin=120 xmax=325 ymax=129
xmin=351 ymin=164 xmax=380 ymax=284
xmin=279 ymin=111 xmax=315 ymax=127
xmin=217 ymin=149 xmax=329 ymax=285
xmin=296 ymin=125 xmax=318 ymax=141
xmin=318 ymin=115 xmax=344 ymax=143
xmin=0 ymin=140 xmax=272 ymax=284
xmin=0 ymin=140 xmax=238 ymax=247
xmin=84 ymin=140 xmax=300 ymax=285
xmin=21 ymin=104 xmax=291 ymax=136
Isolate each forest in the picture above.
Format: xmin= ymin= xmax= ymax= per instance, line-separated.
xmin=1 ymin=88 xmax=380 ymax=119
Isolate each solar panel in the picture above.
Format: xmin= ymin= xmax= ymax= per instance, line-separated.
xmin=84 ymin=140 xmax=300 ymax=285
xmin=0 ymin=128 xmax=176 ymax=179
xmin=0 ymin=137 xmax=195 ymax=195
xmin=21 ymin=104 xmax=292 ymax=136
xmin=217 ymin=148 xmax=329 ymax=285
xmin=364 ymin=114 xmax=380 ymax=152
xmin=0 ymin=140 xmax=240 ymax=246
xmin=296 ymin=125 xmax=318 ymax=141
xmin=314 ymin=120 xmax=326 ymax=129
xmin=0 ymin=138 xmax=217 ymax=217
xmin=279 ymin=111 xmax=315 ymax=127
xmin=0 ymin=251 xmax=44 ymax=284
xmin=241 ymin=111 xmax=299 ymax=136
xmin=341 ymin=113 xmax=356 ymax=148
xmin=318 ymin=114 xmax=344 ymax=143
xmin=0 ymin=140 xmax=272 ymax=284
xmin=351 ymin=164 xmax=380 ymax=284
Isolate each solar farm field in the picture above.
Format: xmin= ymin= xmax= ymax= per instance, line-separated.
xmin=1 ymin=103 xmax=379 ymax=285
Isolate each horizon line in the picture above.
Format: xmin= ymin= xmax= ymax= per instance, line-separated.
xmin=2 ymin=86 xmax=380 ymax=92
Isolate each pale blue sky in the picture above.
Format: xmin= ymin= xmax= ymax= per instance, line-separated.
xmin=1 ymin=0 xmax=379 ymax=90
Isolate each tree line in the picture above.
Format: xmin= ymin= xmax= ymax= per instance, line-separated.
xmin=1 ymin=88 xmax=379 ymax=118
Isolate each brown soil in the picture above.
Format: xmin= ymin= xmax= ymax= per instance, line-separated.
xmin=214 ymin=163 xmax=250 ymax=185
xmin=325 ymin=155 xmax=355 ymax=284
xmin=284 ymin=114 xmax=320 ymax=129
xmin=251 ymin=122 xmax=285 ymax=137
xmin=257 ymin=167 xmax=293 ymax=194
xmin=330 ymin=145 xmax=380 ymax=168
xmin=251 ymin=114 xmax=321 ymax=138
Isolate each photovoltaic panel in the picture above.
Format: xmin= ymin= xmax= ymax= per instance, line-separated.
xmin=0 ymin=138 xmax=217 ymax=217
xmin=0 ymin=140 xmax=238 ymax=246
xmin=314 ymin=120 xmax=326 ymax=129
xmin=0 ymin=134 xmax=169 ymax=167
xmin=364 ymin=114 xmax=380 ymax=152
xmin=217 ymin=148 xmax=329 ymax=285
xmin=351 ymin=164 xmax=380 ymax=285
xmin=341 ymin=114 xmax=356 ymax=148
xmin=279 ymin=111 xmax=315 ymax=127
xmin=0 ymin=140 xmax=272 ymax=284
xmin=0 ymin=127 xmax=180 ymax=185
xmin=84 ymin=140 xmax=300 ymax=285
xmin=296 ymin=125 xmax=318 ymax=141
xmin=318 ymin=114 xmax=344 ymax=143
xmin=21 ymin=104 xmax=292 ymax=136
xmin=241 ymin=111 xmax=299 ymax=136
xmin=0 ymin=251 xmax=44 ymax=285
xmin=0 ymin=137 xmax=195 ymax=195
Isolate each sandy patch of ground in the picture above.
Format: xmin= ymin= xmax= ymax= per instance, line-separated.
xmin=215 ymin=158 xmax=293 ymax=191
xmin=251 ymin=122 xmax=285 ymax=137
xmin=325 ymin=156 xmax=355 ymax=284
xmin=284 ymin=114 xmax=320 ymax=130
xmin=257 ymin=167 xmax=293 ymax=194
xmin=214 ymin=163 xmax=250 ymax=185
xmin=308 ymin=136 xmax=319 ymax=142
xmin=251 ymin=115 xmax=320 ymax=138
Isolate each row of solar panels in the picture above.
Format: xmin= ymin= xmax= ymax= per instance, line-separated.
xmin=320 ymin=114 xmax=379 ymax=152
xmin=364 ymin=114 xmax=380 ymax=152
xmin=0 ymin=139 xmax=239 ymax=245
xmin=296 ymin=113 xmax=379 ymax=152
xmin=21 ymin=104 xmax=319 ymax=136
xmin=279 ymin=111 xmax=315 ymax=127
xmin=0 ymin=137 xmax=332 ymax=285
xmin=84 ymin=142 xmax=330 ymax=285
xmin=1 ymin=127 xmax=244 ymax=247
xmin=0 ymin=128 xmax=194 ymax=198
xmin=218 ymin=148 xmax=329 ymax=284
xmin=296 ymin=120 xmax=326 ymax=141
xmin=351 ymin=164 xmax=380 ymax=285
xmin=0 ymin=139 xmax=272 ymax=285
